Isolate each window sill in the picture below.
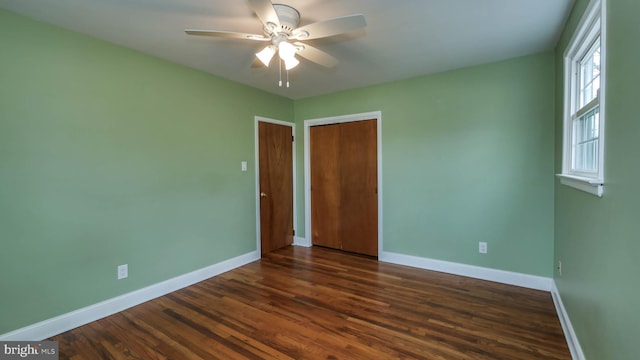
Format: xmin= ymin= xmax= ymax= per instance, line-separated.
xmin=556 ymin=174 xmax=604 ymax=197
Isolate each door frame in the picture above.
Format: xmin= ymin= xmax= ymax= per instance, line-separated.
xmin=254 ymin=116 xmax=296 ymax=255
xmin=304 ymin=111 xmax=383 ymax=253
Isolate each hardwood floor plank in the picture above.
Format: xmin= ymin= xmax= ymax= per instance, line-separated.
xmin=51 ymin=246 xmax=570 ymax=359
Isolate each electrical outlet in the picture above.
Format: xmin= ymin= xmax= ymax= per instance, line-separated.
xmin=557 ymin=260 xmax=562 ymax=276
xmin=479 ymin=242 xmax=488 ymax=254
xmin=117 ymin=264 xmax=128 ymax=280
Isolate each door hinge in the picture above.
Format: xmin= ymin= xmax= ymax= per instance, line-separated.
xmin=292 ymin=135 xmax=295 ymax=142
xmin=293 ymin=229 xmax=296 ymax=236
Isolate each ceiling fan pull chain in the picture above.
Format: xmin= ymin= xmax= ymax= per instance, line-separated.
xmin=286 ymin=69 xmax=290 ymax=88
xmin=278 ymin=58 xmax=283 ymax=87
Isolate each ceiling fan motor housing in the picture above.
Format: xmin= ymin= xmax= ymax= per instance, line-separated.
xmin=271 ymin=4 xmax=300 ymax=34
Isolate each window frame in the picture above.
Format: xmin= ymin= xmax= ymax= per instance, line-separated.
xmin=558 ymin=0 xmax=606 ymax=197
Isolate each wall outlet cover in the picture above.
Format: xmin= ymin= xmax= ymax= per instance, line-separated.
xmin=557 ymin=260 xmax=562 ymax=276
xmin=117 ymin=264 xmax=128 ymax=280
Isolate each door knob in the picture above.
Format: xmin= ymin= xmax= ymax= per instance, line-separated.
xmin=260 ymin=192 xmax=267 ymax=198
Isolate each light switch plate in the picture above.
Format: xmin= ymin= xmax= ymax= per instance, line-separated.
xmin=241 ymin=161 xmax=248 ymax=172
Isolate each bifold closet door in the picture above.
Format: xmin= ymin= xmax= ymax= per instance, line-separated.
xmin=310 ymin=120 xmax=378 ymax=256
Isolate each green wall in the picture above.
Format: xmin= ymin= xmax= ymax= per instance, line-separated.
xmin=554 ymin=0 xmax=640 ymax=358
xmin=0 ymin=9 xmax=292 ymax=334
xmin=2 ymin=2 xmax=569 ymax=342
xmin=5 ymin=0 xmax=638 ymax=356
xmin=295 ymin=52 xmax=556 ymax=277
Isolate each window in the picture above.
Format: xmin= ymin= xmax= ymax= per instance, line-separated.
xmin=559 ymin=0 xmax=606 ymax=197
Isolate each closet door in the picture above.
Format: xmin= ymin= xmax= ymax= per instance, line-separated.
xmin=339 ymin=120 xmax=378 ymax=256
xmin=310 ymin=123 xmax=341 ymax=250
xmin=310 ymin=120 xmax=378 ymax=256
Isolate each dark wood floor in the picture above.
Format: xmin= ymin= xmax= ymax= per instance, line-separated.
xmin=50 ymin=246 xmax=570 ymax=359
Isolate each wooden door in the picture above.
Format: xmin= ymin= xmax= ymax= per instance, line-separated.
xmin=339 ymin=120 xmax=378 ymax=256
xmin=258 ymin=122 xmax=293 ymax=255
xmin=310 ymin=119 xmax=378 ymax=256
xmin=310 ymin=124 xmax=341 ymax=250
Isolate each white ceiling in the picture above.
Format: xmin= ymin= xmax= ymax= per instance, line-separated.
xmin=0 ymin=0 xmax=574 ymax=100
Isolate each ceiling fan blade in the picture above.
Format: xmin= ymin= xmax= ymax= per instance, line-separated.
xmin=248 ymin=0 xmax=280 ymax=28
xmin=184 ymin=29 xmax=270 ymax=41
xmin=251 ymin=57 xmax=265 ymax=68
xmin=294 ymin=42 xmax=338 ymax=68
xmin=292 ymin=14 xmax=366 ymax=40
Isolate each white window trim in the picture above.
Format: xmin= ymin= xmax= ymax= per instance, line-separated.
xmin=558 ymin=0 xmax=606 ymax=197
xmin=557 ymin=174 xmax=604 ymax=197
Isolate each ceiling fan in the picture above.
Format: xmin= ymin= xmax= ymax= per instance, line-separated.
xmin=185 ymin=0 xmax=366 ymax=85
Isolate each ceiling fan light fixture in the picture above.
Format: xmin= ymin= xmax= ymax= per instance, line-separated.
xmin=278 ymin=41 xmax=297 ymax=60
xmin=283 ymin=56 xmax=299 ymax=70
xmin=256 ymin=45 xmax=276 ymax=66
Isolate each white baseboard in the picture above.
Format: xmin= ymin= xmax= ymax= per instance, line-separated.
xmin=0 ymin=250 xmax=260 ymax=341
xmin=379 ymin=251 xmax=553 ymax=291
xmin=293 ymin=236 xmax=311 ymax=247
xmin=551 ymin=281 xmax=585 ymax=360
